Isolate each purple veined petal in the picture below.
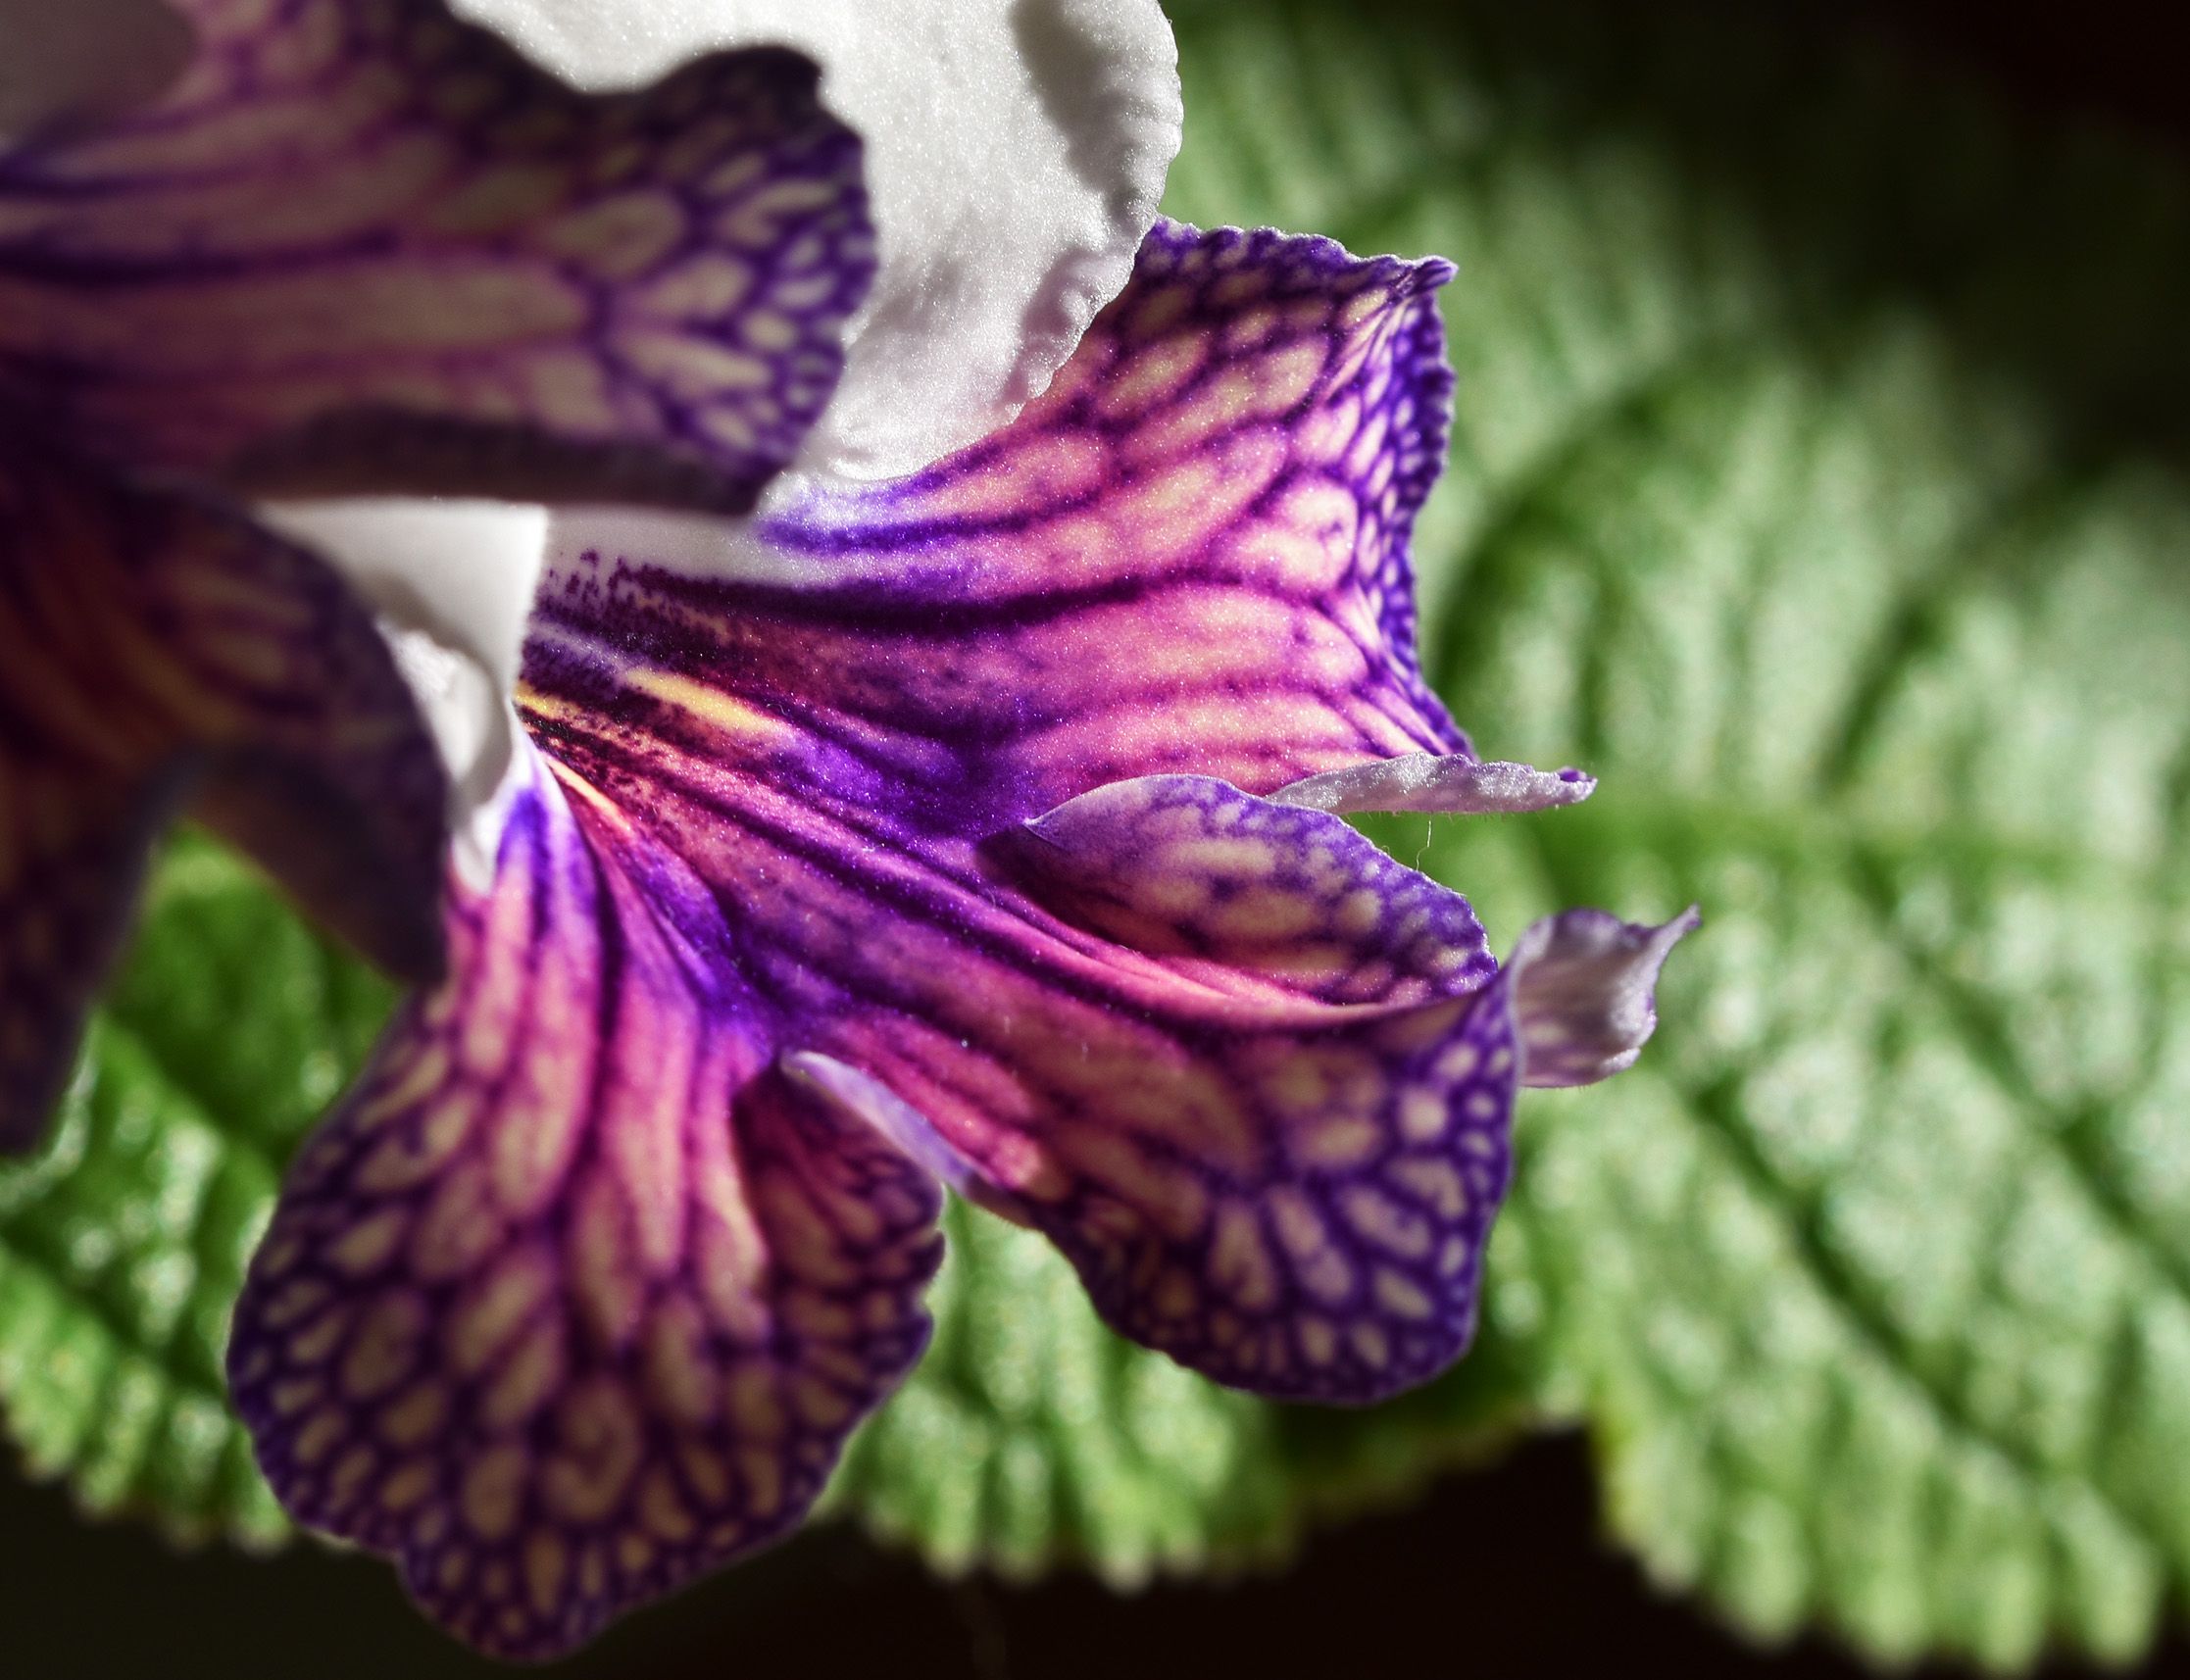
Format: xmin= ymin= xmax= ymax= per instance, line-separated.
xmin=519 ymin=654 xmax=1527 ymax=1402
xmin=0 ymin=0 xmax=875 ymax=512
xmin=0 ymin=429 xmax=446 ymax=1153
xmin=503 ymin=224 xmax=1624 ymax=1408
xmin=459 ymin=0 xmax=1184 ymax=479
xmin=1272 ymin=753 xmax=1596 ymax=815
xmin=779 ymin=1050 xmax=1004 ymax=1211
xmin=228 ymin=760 xmax=943 ymax=1661
xmin=543 ymin=221 xmax=1470 ymax=821
xmin=1008 ymin=774 xmax=1496 ymax=1007
xmin=952 ymin=774 xmax=1522 ymax=1401
xmin=223 ymin=195 xmax=1692 ymax=1637
xmin=1508 ymin=906 xmax=1702 ymax=1089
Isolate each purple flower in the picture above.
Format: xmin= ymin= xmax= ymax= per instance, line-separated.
xmin=229 ymin=219 xmax=1694 ymax=1657
xmin=0 ymin=0 xmax=882 ymax=1148
xmin=5 ymin=0 xmax=1693 ymax=1660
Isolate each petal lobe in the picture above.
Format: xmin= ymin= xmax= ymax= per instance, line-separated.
xmin=1511 ymin=906 xmax=1701 ymax=1088
xmin=2 ymin=2 xmax=875 ymax=510
xmin=0 ymin=430 xmax=445 ymax=1152
xmin=230 ymin=766 xmax=942 ymax=1659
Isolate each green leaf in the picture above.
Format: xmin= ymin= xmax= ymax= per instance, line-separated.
xmin=827 ymin=1200 xmax=1298 ymax=1583
xmin=827 ymin=1201 xmax=1531 ymax=1587
xmin=1163 ymin=0 xmax=2190 ymax=1666
xmin=0 ymin=834 xmax=393 ymax=1546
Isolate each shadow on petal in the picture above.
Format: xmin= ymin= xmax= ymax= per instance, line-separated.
xmin=0 ymin=434 xmax=446 ymax=1152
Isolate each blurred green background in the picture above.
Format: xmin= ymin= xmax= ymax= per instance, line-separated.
xmin=5 ymin=0 xmax=2189 ymax=1673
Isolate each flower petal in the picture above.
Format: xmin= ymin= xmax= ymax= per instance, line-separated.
xmin=546 ymin=221 xmax=1468 ymax=810
xmin=517 ymin=628 xmax=1524 ymax=1402
xmin=456 ymin=0 xmax=1182 ymax=478
xmin=0 ymin=0 xmax=873 ymax=510
xmin=1273 ymin=753 xmax=1596 ymax=815
xmin=507 ymin=224 xmax=1576 ymax=1405
xmin=1008 ymin=774 xmax=1496 ymax=1006
xmin=0 ymin=760 xmax=174 ymax=1156
xmin=229 ymin=760 xmax=943 ymax=1659
xmin=1509 ymin=906 xmax=1701 ymax=1089
xmin=967 ymin=774 xmax=1522 ymax=1400
xmin=0 ymin=432 xmax=445 ymax=1151
xmin=257 ymin=498 xmax=548 ymax=888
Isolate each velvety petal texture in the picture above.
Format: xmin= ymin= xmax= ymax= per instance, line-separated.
xmin=975 ymin=772 xmax=1520 ymax=1396
xmin=235 ymin=221 xmax=1694 ymax=1655
xmin=514 ymin=223 xmax=1678 ymax=1408
xmin=0 ymin=0 xmax=875 ymax=510
xmin=0 ymin=428 xmax=445 ymax=1149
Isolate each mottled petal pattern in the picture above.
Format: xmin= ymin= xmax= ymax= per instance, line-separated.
xmin=237 ymin=219 xmax=1692 ymax=1653
xmin=1009 ymin=774 xmax=1496 ymax=1007
xmin=228 ymin=762 xmax=942 ymax=1660
xmin=548 ymin=221 xmax=1466 ymax=803
xmin=1510 ymin=906 xmax=1702 ymax=1089
xmin=510 ymin=718 xmax=1521 ymax=1408
xmin=455 ymin=0 xmax=1183 ymax=479
xmin=0 ymin=428 xmax=444 ymax=1150
xmin=0 ymin=0 xmax=873 ymax=510
xmin=503 ymin=224 xmax=1571 ymax=1404
xmin=947 ymin=774 xmax=1520 ymax=1400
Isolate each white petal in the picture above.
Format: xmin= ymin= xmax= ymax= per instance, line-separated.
xmin=1508 ymin=907 xmax=1702 ymax=1090
xmin=0 ymin=0 xmax=192 ymax=138
xmin=1273 ymin=755 xmax=1597 ymax=815
xmin=542 ymin=503 xmax=838 ymax=589
xmin=258 ymin=499 xmax=547 ymax=890
xmin=450 ymin=0 xmax=1182 ymax=479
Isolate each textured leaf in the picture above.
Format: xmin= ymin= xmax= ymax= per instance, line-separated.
xmin=1162 ymin=0 xmax=2190 ymax=1667
xmin=0 ymin=835 xmax=392 ymax=1546
xmin=827 ymin=1201 xmax=1531 ymax=1586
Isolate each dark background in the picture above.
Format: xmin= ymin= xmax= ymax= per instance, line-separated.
xmin=3 ymin=1431 xmax=2182 ymax=1680
xmin=6 ymin=1 xmax=2189 ymax=1675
